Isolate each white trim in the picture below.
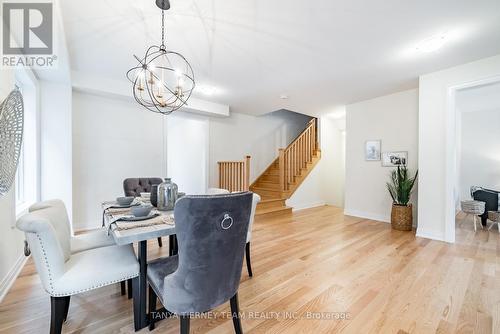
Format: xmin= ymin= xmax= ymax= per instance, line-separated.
xmin=343 ymin=208 xmax=390 ymax=223
xmin=0 ymin=254 xmax=28 ymax=303
xmin=415 ymin=228 xmax=446 ymax=242
xmin=291 ymin=202 xmax=326 ymax=212
xmin=444 ymin=74 xmax=500 ymax=244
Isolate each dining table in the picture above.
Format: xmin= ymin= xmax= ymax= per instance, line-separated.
xmin=102 ymin=200 xmax=177 ymax=331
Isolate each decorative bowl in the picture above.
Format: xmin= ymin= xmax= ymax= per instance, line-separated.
xmin=116 ymin=196 xmax=134 ymax=206
xmin=131 ymin=205 xmax=153 ymax=217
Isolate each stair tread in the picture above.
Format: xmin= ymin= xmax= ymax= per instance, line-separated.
xmin=259 ymin=198 xmax=285 ymax=203
xmin=251 ymin=186 xmax=282 ymax=192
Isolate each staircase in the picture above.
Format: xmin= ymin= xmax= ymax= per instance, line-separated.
xmin=216 ymin=118 xmax=321 ymax=219
xmin=250 ymin=118 xmax=321 ymax=217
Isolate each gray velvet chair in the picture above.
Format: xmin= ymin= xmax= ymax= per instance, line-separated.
xmin=147 ymin=192 xmax=253 ymax=333
xmin=123 ymin=177 xmax=164 ymax=247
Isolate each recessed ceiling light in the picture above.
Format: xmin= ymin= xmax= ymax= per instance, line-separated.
xmin=416 ymin=34 xmax=448 ymax=53
xmin=279 ymin=94 xmax=289 ymax=100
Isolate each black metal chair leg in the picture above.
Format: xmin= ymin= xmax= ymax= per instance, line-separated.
xmin=169 ymin=235 xmax=174 ymax=256
xmin=50 ymin=296 xmax=66 ymax=334
xmin=62 ymin=296 xmax=70 ymax=322
xmin=149 ymin=285 xmax=158 ymax=330
xmin=127 ymin=279 xmax=133 ymax=299
xmin=230 ymin=293 xmax=243 ymax=334
xmin=120 ymin=281 xmax=126 ymax=296
xmin=158 ymin=237 xmax=163 ymax=247
xmin=180 ymin=315 xmax=190 ymax=334
xmin=245 ymin=242 xmax=253 ymax=277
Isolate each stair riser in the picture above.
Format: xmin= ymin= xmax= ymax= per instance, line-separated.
xmin=257 ymin=200 xmax=286 ymax=210
xmin=255 ymin=207 xmax=292 ymax=218
xmin=251 ymin=189 xmax=282 ymax=198
xmin=253 ymin=181 xmax=280 ymax=190
xmin=260 ymin=175 xmax=279 ymax=183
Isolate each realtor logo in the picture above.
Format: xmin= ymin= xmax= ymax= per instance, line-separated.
xmin=2 ymin=1 xmax=56 ymax=67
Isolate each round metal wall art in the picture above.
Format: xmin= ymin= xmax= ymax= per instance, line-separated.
xmin=0 ymin=87 xmax=24 ymax=195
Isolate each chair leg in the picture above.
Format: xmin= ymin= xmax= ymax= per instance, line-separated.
xmin=120 ymin=281 xmax=126 ymax=296
xmin=245 ymin=242 xmax=253 ymax=277
xmin=62 ymin=296 xmax=70 ymax=322
xmin=180 ymin=315 xmax=190 ymax=334
xmin=50 ymin=296 xmax=66 ymax=334
xmin=230 ymin=293 xmax=243 ymax=334
xmin=169 ymin=235 xmax=174 ymax=256
xmin=127 ymin=279 xmax=133 ymax=299
xmin=473 ymin=215 xmax=477 ymax=232
xmin=149 ymin=285 xmax=158 ymax=330
xmin=158 ymin=237 xmax=163 ymax=247
xmin=169 ymin=235 xmax=178 ymax=256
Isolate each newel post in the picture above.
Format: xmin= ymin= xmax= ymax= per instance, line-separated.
xmin=244 ymin=156 xmax=251 ymax=191
xmin=278 ymin=149 xmax=285 ymax=191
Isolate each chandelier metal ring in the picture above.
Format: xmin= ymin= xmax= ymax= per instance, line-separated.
xmin=126 ymin=0 xmax=195 ymax=115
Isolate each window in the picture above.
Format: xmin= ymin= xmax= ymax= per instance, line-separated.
xmin=14 ymin=68 xmax=39 ymax=217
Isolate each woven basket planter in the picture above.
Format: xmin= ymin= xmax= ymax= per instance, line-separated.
xmin=391 ymin=204 xmax=412 ymax=231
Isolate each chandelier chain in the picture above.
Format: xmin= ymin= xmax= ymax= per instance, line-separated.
xmin=161 ymin=9 xmax=165 ymax=48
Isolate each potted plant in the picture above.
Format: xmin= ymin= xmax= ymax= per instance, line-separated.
xmin=386 ymin=165 xmax=418 ymax=231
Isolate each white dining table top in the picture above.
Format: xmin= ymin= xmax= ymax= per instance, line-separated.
xmin=102 ymin=201 xmax=176 ymax=245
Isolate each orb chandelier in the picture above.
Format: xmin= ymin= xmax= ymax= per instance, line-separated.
xmin=126 ymin=0 xmax=195 ymax=115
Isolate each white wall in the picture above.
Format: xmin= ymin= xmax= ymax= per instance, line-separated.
xmin=0 ymin=69 xmax=27 ymax=301
xmin=72 ymin=91 xmax=211 ymax=231
xmin=458 ymin=82 xmax=500 ymax=202
xmin=344 ymin=89 xmax=419 ymax=223
xmin=166 ymin=112 xmax=209 ymax=194
xmin=72 ymin=91 xmax=165 ymax=230
xmin=208 ymin=110 xmax=312 ymax=185
xmin=287 ymin=117 xmax=346 ymax=210
xmin=418 ymin=54 xmax=500 ymax=242
xmin=40 ymin=81 xmax=73 ymax=222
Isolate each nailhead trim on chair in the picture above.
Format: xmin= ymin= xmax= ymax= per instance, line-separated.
xmin=33 ymin=232 xmax=139 ymax=297
xmin=50 ymin=274 xmax=139 ymax=297
xmin=34 ymin=233 xmax=55 ymax=294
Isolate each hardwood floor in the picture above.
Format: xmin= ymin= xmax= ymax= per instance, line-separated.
xmin=1 ymin=206 xmax=499 ymax=333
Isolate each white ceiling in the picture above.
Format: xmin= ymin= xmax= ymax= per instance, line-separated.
xmin=61 ymin=0 xmax=500 ymax=116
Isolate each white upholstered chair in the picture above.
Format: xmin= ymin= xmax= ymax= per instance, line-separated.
xmin=206 ymin=187 xmax=230 ymax=195
xmin=29 ymin=200 xmax=116 ymax=254
xmin=17 ymin=199 xmax=140 ymax=334
xmin=245 ymin=193 xmax=261 ymax=276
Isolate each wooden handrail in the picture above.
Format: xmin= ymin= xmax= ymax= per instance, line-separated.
xmin=280 ymin=118 xmax=318 ymax=191
xmin=217 ymin=156 xmax=250 ymax=192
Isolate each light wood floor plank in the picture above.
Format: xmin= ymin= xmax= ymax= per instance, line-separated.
xmin=1 ymin=205 xmax=499 ymax=333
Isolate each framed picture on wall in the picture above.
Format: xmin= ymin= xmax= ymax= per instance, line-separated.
xmin=365 ymin=140 xmax=381 ymax=161
xmin=382 ymin=151 xmax=408 ymax=167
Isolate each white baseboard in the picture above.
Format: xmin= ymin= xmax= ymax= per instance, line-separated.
xmin=291 ymin=202 xmax=326 ymax=212
xmin=0 ymin=254 xmax=28 ymax=303
xmin=343 ymin=208 xmax=390 ymax=223
xmin=415 ymin=228 xmax=446 ymax=242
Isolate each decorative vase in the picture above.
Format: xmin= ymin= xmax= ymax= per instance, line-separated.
xmin=157 ymin=178 xmax=178 ymax=211
xmin=391 ymin=203 xmax=413 ymax=231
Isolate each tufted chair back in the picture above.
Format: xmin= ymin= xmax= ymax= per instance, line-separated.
xmin=17 ymin=200 xmax=72 ymax=295
xmin=163 ymin=192 xmax=253 ymax=314
xmin=123 ymin=177 xmax=163 ymax=197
